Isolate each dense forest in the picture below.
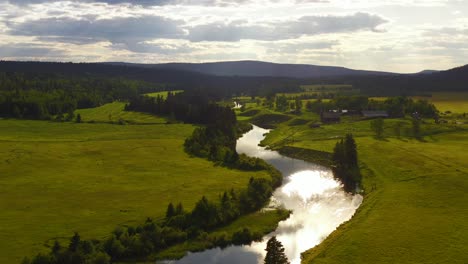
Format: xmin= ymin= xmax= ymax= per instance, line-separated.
xmin=0 ymin=61 xmax=301 ymax=100
xmin=300 ymin=95 xmax=438 ymax=118
xmin=0 ymin=72 xmax=162 ymax=120
xmin=302 ymin=64 xmax=468 ymax=96
xmin=1 ymin=61 xmax=466 ymax=102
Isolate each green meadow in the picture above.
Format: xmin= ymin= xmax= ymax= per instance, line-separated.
xmin=145 ymin=90 xmax=183 ymax=99
xmin=75 ymin=101 xmax=166 ymax=124
xmin=236 ymin=95 xmax=468 ymax=263
xmin=0 ymin=116 xmax=272 ymax=262
xmin=413 ymin=92 xmax=468 ymax=113
xmin=371 ymin=92 xmax=468 ymax=114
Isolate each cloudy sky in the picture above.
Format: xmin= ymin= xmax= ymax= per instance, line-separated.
xmin=0 ymin=0 xmax=467 ymax=72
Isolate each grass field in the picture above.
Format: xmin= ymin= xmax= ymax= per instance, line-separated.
xmin=145 ymin=90 xmax=183 ymax=99
xmin=413 ymin=92 xmax=468 ymax=113
xmin=299 ymin=132 xmax=468 ymax=264
xmin=0 ymin=119 xmax=272 ymax=263
xmin=296 ymin=84 xmax=359 ymax=96
xmin=236 ymin=98 xmax=468 ymax=263
xmin=371 ymin=92 xmax=468 ymax=113
xmin=75 ymin=101 xmax=166 ymax=124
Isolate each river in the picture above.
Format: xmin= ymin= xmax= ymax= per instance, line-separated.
xmin=169 ymin=125 xmax=362 ymax=264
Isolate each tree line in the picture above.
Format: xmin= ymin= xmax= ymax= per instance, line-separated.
xmin=0 ymin=72 xmax=162 ymax=120
xmin=302 ymin=95 xmax=437 ymax=118
xmin=332 ymin=134 xmax=360 ymax=193
xmin=23 ymin=176 xmax=281 ymax=264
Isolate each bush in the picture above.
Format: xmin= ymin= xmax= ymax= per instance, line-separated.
xmin=232 ymin=228 xmax=253 ymax=245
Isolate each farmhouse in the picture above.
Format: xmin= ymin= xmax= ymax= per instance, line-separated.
xmin=321 ymin=111 xmax=341 ymax=123
xmin=361 ymin=110 xmax=389 ymax=118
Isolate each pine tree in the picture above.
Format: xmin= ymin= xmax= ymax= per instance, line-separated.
xmin=52 ymin=240 xmax=61 ymax=255
xmin=344 ymin=134 xmax=358 ymax=168
xmin=166 ymin=202 xmax=175 ymax=218
xmin=264 ymin=236 xmax=290 ymax=264
xmin=175 ymin=202 xmax=184 ymax=215
xmin=69 ymin=232 xmax=81 ymax=252
xmin=76 ymin=113 xmax=82 ymax=123
xmin=370 ymin=118 xmax=384 ymax=138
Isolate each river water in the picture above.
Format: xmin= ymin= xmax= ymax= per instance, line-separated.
xmin=170 ymin=125 xmax=362 ymax=264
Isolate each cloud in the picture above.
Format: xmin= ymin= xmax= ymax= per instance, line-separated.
xmin=187 ymin=12 xmax=388 ymax=42
xmin=3 ymin=0 xmax=250 ymax=6
xmin=8 ymin=15 xmax=185 ymax=44
xmin=110 ymin=41 xmax=197 ymax=54
xmin=266 ymin=40 xmax=339 ymax=53
xmin=7 ymin=12 xmax=387 ymax=47
xmin=0 ymin=43 xmax=65 ymax=57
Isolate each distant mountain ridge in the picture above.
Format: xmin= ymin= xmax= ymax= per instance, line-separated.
xmin=1 ymin=60 xmax=466 ymax=95
xmin=105 ymin=60 xmax=397 ymax=78
xmin=414 ymin=70 xmax=439 ymax=75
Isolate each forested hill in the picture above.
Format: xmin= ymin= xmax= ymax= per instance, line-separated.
xmin=110 ymin=60 xmax=395 ymax=78
xmin=344 ymin=64 xmax=468 ymax=95
xmin=0 ymin=61 xmax=302 ymax=97
xmin=0 ymin=61 xmax=205 ymax=86
xmin=106 ymin=60 xmax=468 ymax=94
xmin=1 ymin=61 xmax=466 ymax=97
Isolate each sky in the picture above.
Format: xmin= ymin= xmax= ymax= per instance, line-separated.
xmin=0 ymin=0 xmax=467 ymax=73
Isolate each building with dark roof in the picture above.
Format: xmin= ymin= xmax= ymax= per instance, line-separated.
xmin=361 ymin=110 xmax=389 ymax=118
xmin=321 ymin=111 xmax=341 ymax=123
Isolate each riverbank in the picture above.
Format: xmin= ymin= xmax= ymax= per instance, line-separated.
xmin=255 ymin=119 xmax=468 ymax=263
xmin=153 ymin=209 xmax=290 ymax=261
xmin=164 ymin=124 xmax=361 ymax=264
xmin=0 ymin=118 xmax=278 ymax=263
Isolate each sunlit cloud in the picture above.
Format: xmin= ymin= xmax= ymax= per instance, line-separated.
xmin=0 ymin=0 xmax=466 ymax=72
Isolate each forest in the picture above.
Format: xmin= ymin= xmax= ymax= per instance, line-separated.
xmin=3 ymin=61 xmax=467 ymax=102
xmin=0 ymin=72 xmax=162 ymax=120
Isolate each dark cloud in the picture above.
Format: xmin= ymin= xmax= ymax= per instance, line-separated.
xmin=188 ymin=12 xmax=388 ymax=42
xmin=8 ymin=16 xmax=185 ymax=44
xmin=3 ymin=0 xmax=248 ymax=6
xmin=110 ymin=41 xmax=196 ymax=54
xmin=4 ymin=11 xmax=386 ymax=57
xmin=0 ymin=43 xmax=65 ymax=57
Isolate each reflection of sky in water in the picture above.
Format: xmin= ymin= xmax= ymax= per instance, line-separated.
xmin=168 ymin=125 xmax=362 ymax=264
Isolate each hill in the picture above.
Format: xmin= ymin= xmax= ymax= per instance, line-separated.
xmin=346 ymin=64 xmax=468 ymax=95
xmin=112 ymin=60 xmax=395 ymax=78
xmin=1 ymin=60 xmax=467 ymax=97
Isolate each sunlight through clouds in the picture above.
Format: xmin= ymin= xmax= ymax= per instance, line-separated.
xmin=0 ymin=0 xmax=466 ymax=72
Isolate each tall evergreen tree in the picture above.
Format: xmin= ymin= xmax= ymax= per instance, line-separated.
xmin=69 ymin=232 xmax=81 ymax=252
xmin=166 ymin=203 xmax=175 ymax=218
xmin=264 ymin=236 xmax=290 ymax=264
xmin=332 ymin=134 xmax=360 ymax=193
xmin=344 ymin=134 xmax=358 ymax=168
xmin=370 ymin=118 xmax=385 ymax=138
xmin=175 ymin=202 xmax=184 ymax=215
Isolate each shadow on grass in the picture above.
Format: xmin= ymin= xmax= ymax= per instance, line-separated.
xmin=373 ymin=136 xmax=389 ymax=142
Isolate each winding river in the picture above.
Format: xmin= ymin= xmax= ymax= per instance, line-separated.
xmin=170 ymin=125 xmax=362 ymax=264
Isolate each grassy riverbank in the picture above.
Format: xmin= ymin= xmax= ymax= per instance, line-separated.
xmin=300 ymin=131 xmax=468 ymax=264
xmin=235 ymin=95 xmax=468 ymax=263
xmin=154 ymin=209 xmax=290 ymax=261
xmin=0 ymin=116 xmax=275 ymax=262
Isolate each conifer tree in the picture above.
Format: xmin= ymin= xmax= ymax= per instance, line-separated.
xmin=166 ymin=202 xmax=175 ymax=218
xmin=264 ymin=236 xmax=290 ymax=264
